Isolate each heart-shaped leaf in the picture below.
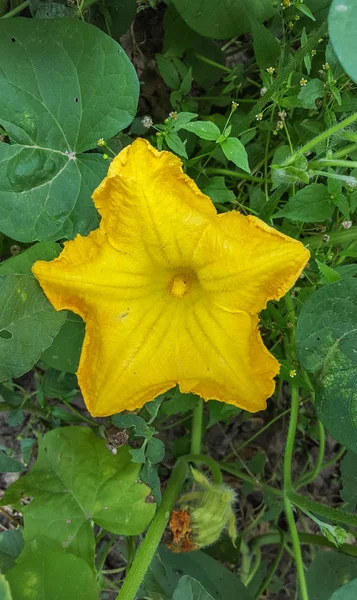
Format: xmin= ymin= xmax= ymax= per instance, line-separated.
xmin=0 ymin=18 xmax=139 ymax=242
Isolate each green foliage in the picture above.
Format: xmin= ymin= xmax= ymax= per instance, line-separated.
xmin=252 ymin=23 xmax=280 ymax=70
xmin=0 ymin=575 xmax=12 ymax=600
xmin=0 ymin=451 xmax=24 ymax=473
xmin=306 ymin=550 xmax=357 ymax=600
xmin=329 ymin=0 xmax=357 ymax=84
xmin=329 ymin=580 xmax=357 ymax=600
xmin=6 ymin=539 xmax=99 ymax=600
xmin=171 ymin=0 xmax=276 ymax=38
xmin=0 ymin=18 xmax=138 ymax=243
xmin=0 ymin=530 xmax=24 ymax=573
xmin=296 ymin=279 xmax=357 ymax=453
xmin=340 ymin=451 xmax=357 ymax=509
xmin=1 ymin=427 xmax=155 ymax=568
xmin=173 ymin=576 xmax=215 ymax=600
xmin=274 ymin=184 xmax=334 ymax=221
xmin=0 ymin=274 xmax=66 ymax=381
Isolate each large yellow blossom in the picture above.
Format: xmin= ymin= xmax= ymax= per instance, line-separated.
xmin=33 ymin=139 xmax=309 ymax=417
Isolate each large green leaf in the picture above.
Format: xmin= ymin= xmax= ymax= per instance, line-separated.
xmin=340 ymin=450 xmax=357 ymax=510
xmin=0 ymin=242 xmax=60 ymax=276
xmin=6 ymin=539 xmax=98 ymax=600
xmin=41 ymin=312 xmax=84 ymax=373
xmin=306 ymin=550 xmax=357 ymax=600
xmin=0 ymin=274 xmax=66 ymax=382
xmin=329 ymin=580 xmax=357 ymax=600
xmin=154 ymin=546 xmax=253 ymax=600
xmin=170 ymin=0 xmax=276 ymax=39
xmin=1 ymin=427 xmax=155 ymax=568
xmin=173 ymin=576 xmax=215 ymax=600
xmin=296 ymin=279 xmax=357 ymax=452
xmin=0 ymin=530 xmax=24 ymax=573
xmin=0 ymin=18 xmax=139 ymax=242
xmin=329 ymin=0 xmax=357 ymax=84
xmin=0 ymin=574 xmax=12 ymax=600
xmin=274 ymin=184 xmax=334 ymax=222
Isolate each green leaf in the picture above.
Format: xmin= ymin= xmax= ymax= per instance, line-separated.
xmin=171 ymin=112 xmax=198 ymax=130
xmin=1 ymin=427 xmax=155 ymax=567
xmin=0 ymin=18 xmax=139 ymax=243
xmin=181 ymin=121 xmax=220 ymax=141
xmin=0 ymin=574 xmax=12 ymax=600
xmin=30 ymin=0 xmax=74 ymax=18
xmin=156 ymin=546 xmax=253 ymax=600
xmin=202 ymin=177 xmax=235 ymax=205
xmin=171 ymin=0 xmax=276 ymax=38
xmin=296 ymin=2 xmax=316 ymax=20
xmin=220 ymin=138 xmax=250 ymax=173
xmin=251 ymin=23 xmax=280 ymax=70
xmin=41 ymin=369 xmax=77 ymax=398
xmin=163 ymin=5 xmax=224 ymax=90
xmin=274 ymin=183 xmax=334 ymax=222
xmin=329 ymin=0 xmax=357 ymax=84
xmin=99 ymin=0 xmax=137 ymax=38
xmin=6 ymin=539 xmax=98 ymax=600
xmin=162 ymin=389 xmax=197 ymax=416
xmin=329 ymin=579 xmax=357 ymax=599
xmin=208 ymin=400 xmax=241 ymax=428
xmin=315 ymin=259 xmax=342 ymax=283
xmin=0 ymin=451 xmax=24 ymax=473
xmin=0 ymin=275 xmax=66 ymax=382
xmin=340 ymin=451 xmax=357 ymax=509
xmin=298 ymin=79 xmax=325 ymax=109
xmin=156 ymin=54 xmax=181 ymax=90
xmin=306 ymin=550 xmax=357 ymax=600
xmin=146 ymin=438 xmax=165 ymax=464
xmin=140 ymin=461 xmax=162 ymax=504
xmin=296 ymin=279 xmax=357 ymax=453
xmin=165 ymin=132 xmax=188 ymax=158
xmin=0 ymin=242 xmax=61 ymax=276
xmin=111 ymin=413 xmax=154 ymax=438
xmin=0 ymin=530 xmax=24 ymax=573
xmin=173 ymin=576 xmax=215 ymax=600
xmin=130 ymin=446 xmax=147 ymax=464
xmin=41 ymin=312 xmax=85 ymax=374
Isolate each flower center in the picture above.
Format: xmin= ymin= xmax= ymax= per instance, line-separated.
xmin=169 ymin=274 xmax=191 ymax=298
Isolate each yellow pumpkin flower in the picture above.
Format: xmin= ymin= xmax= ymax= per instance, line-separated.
xmin=32 ymin=139 xmax=309 ymax=417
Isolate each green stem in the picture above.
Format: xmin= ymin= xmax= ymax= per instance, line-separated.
xmin=0 ymin=401 xmax=48 ymax=419
xmin=311 ymin=159 xmax=357 ymax=169
xmin=254 ymin=535 xmax=284 ymax=599
xmin=191 ymin=397 xmax=204 ymax=455
xmin=302 ymin=226 xmax=357 ymax=249
xmin=283 ymin=384 xmax=309 ymax=600
xmin=182 ymin=454 xmax=223 ymax=485
xmin=204 ymin=167 xmax=263 ymax=183
xmin=0 ymin=0 xmax=29 ymax=18
xmin=194 ymin=53 xmax=232 ymax=73
xmin=288 ymin=491 xmax=357 ymax=528
xmin=235 ymin=22 xmax=327 ymax=135
xmin=251 ymin=532 xmax=357 ymax=558
xmin=296 ymin=111 xmax=357 ymax=157
xmin=283 ymin=495 xmax=309 ymax=600
xmin=116 ymin=460 xmax=188 ymax=600
xmin=220 ymin=462 xmax=282 ymax=497
xmin=295 ymin=421 xmax=325 ymax=490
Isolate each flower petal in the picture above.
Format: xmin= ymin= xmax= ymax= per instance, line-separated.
xmin=92 ymin=138 xmax=216 ymax=268
xmin=196 ymin=211 xmax=310 ymax=313
xmin=177 ymin=298 xmax=279 ymax=412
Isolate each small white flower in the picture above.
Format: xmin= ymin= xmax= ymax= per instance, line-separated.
xmin=342 ymin=220 xmax=352 ymax=229
xmin=141 ymin=115 xmax=153 ymax=129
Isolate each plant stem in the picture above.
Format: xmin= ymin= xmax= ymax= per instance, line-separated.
xmin=191 ymin=397 xmax=204 ymax=455
xmin=116 ymin=460 xmax=188 ymax=600
xmin=302 ymin=226 xmax=357 ymax=249
xmin=295 ymin=421 xmax=325 ymax=490
xmin=235 ymin=22 xmax=327 ymax=135
xmin=220 ymin=462 xmax=282 ymax=497
xmin=251 ymin=532 xmax=357 ymax=558
xmin=311 ymin=159 xmax=357 ymax=169
xmin=182 ymin=453 xmax=223 ymax=485
xmin=205 ymin=167 xmax=263 ymax=183
xmin=254 ymin=534 xmax=284 ymax=599
xmin=0 ymin=0 xmax=29 ymax=18
xmin=288 ymin=491 xmax=357 ymax=528
xmin=194 ymin=53 xmax=232 ymax=73
xmin=0 ymin=401 xmax=48 ymax=419
xmin=283 ymin=383 xmax=309 ymax=600
xmin=296 ymin=111 xmax=357 ymax=157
